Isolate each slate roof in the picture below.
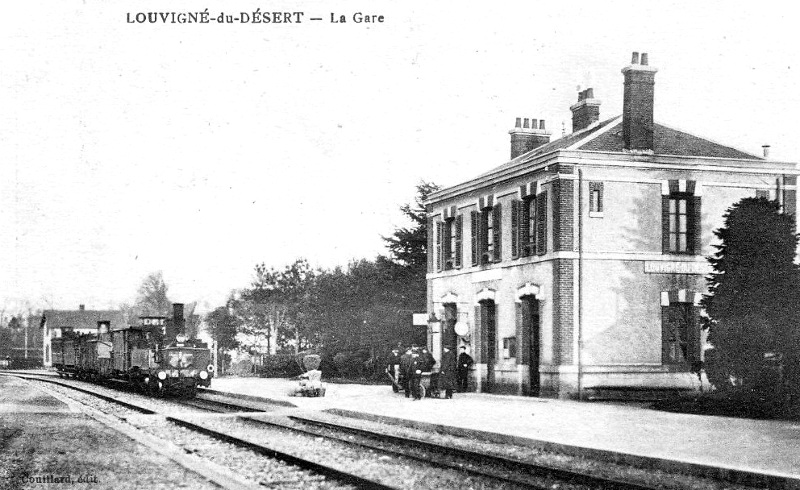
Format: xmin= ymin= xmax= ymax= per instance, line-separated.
xmin=578 ymin=120 xmax=762 ymax=160
xmin=42 ymin=309 xmax=126 ymax=331
xmin=476 ymin=118 xmax=620 ymax=179
xmin=476 ymin=116 xmax=762 ymax=181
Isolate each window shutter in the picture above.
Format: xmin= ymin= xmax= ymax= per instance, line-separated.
xmin=661 ymin=306 xmax=670 ymax=363
xmin=454 ymin=215 xmax=463 ymax=268
xmin=511 ymin=200 xmax=519 ymax=259
xmin=515 ymin=302 xmax=525 ymax=365
xmin=427 ymin=217 xmax=434 ymax=273
xmin=436 ymin=221 xmax=443 ymax=272
xmin=520 ymin=199 xmax=531 ymax=257
xmin=688 ymin=196 xmax=702 ymax=254
xmin=442 ymin=219 xmax=452 ymax=268
xmin=687 ymin=306 xmax=701 ymax=365
xmin=536 ymin=191 xmax=547 ymax=255
xmin=471 ymin=211 xmax=479 ymax=266
xmin=492 ymin=203 xmax=502 ymax=262
xmin=661 ymin=196 xmax=671 ymax=253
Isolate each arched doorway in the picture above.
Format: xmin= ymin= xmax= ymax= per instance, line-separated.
xmin=478 ymin=299 xmax=497 ymax=393
xmin=520 ymin=295 xmax=541 ymax=396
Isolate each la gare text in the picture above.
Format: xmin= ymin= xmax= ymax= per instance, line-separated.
xmin=125 ymin=10 xmax=384 ymax=25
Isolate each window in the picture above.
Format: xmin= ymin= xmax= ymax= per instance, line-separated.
xmin=662 ymin=303 xmax=700 ymax=366
xmin=473 ymin=203 xmax=502 ymax=265
xmin=515 ymin=193 xmax=546 ymax=257
xmin=662 ymin=190 xmax=701 ymax=254
xmin=502 ymin=337 xmax=517 ymax=359
xmin=483 ymin=210 xmax=494 ymax=262
xmin=441 ymin=215 xmax=463 ymax=270
xmin=668 ymin=196 xmax=688 ymax=253
xmin=589 ymin=181 xmax=604 ymax=217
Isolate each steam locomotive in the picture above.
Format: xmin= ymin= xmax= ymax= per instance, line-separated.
xmin=50 ymin=303 xmax=213 ymax=397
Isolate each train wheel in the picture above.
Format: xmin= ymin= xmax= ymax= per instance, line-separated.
xmin=419 ymin=385 xmax=426 ymax=399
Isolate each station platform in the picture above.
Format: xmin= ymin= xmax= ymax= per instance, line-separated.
xmin=211 ymin=376 xmax=800 ymax=486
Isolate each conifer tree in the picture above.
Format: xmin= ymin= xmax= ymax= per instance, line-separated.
xmin=702 ymin=197 xmax=800 ymax=401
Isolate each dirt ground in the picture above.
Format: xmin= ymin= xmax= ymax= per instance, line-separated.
xmin=0 ymin=376 xmax=218 ymax=490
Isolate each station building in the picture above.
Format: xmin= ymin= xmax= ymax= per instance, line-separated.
xmin=41 ymin=305 xmax=125 ymax=367
xmin=425 ymin=52 xmax=798 ymax=398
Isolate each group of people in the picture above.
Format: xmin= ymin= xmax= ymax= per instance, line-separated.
xmin=386 ymin=344 xmax=474 ymax=400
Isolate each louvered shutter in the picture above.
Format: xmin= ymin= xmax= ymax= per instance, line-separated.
xmin=515 ymin=302 xmax=524 ymax=365
xmin=436 ymin=221 xmax=443 ymax=272
xmin=454 ymin=215 xmax=463 ymax=268
xmin=661 ymin=306 xmax=670 ymax=363
xmin=492 ymin=203 xmax=502 ymax=262
xmin=442 ymin=219 xmax=452 ymax=269
xmin=511 ymin=200 xmax=519 ymax=259
xmin=662 ymin=196 xmax=671 ymax=253
xmin=687 ymin=306 xmax=702 ymax=365
xmin=427 ymin=217 xmax=434 ymax=273
xmin=688 ymin=196 xmax=702 ymax=254
xmin=520 ymin=199 xmax=531 ymax=257
xmin=471 ymin=211 xmax=479 ymax=266
xmin=474 ymin=304 xmax=484 ymax=364
xmin=536 ymin=191 xmax=547 ymax=255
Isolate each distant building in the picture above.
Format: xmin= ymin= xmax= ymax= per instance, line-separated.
xmin=41 ymin=305 xmax=125 ymax=367
xmin=425 ymin=52 xmax=798 ymax=398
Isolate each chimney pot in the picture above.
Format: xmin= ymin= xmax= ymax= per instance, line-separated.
xmin=509 ymin=115 xmax=551 ymax=159
xmin=79 ymin=304 xmax=85 ymax=311
xmin=762 ymin=145 xmax=771 ymax=158
xmin=622 ymin=53 xmax=657 ymax=151
xmin=585 ymin=88 xmax=594 ymax=99
xmin=631 ymin=51 xmax=640 ymax=64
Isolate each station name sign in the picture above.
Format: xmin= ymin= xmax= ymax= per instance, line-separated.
xmin=644 ymin=261 xmax=709 ymax=275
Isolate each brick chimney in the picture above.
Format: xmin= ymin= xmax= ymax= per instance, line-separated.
xmin=570 ymin=88 xmax=601 ymax=132
xmin=622 ymin=51 xmax=657 ymax=152
xmin=79 ymin=304 xmax=85 ymax=311
xmin=509 ymin=117 xmax=551 ymax=159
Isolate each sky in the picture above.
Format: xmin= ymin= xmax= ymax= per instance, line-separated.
xmin=2 ymin=1 xmax=799 ymax=314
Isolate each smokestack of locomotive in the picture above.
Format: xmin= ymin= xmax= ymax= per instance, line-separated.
xmin=166 ymin=303 xmax=185 ymax=342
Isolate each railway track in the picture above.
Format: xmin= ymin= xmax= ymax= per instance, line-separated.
xmin=5 ymin=373 xmax=763 ymax=489
xmin=241 ymin=412 xmax=658 ymax=490
xmin=5 ymin=374 xmax=390 ymax=489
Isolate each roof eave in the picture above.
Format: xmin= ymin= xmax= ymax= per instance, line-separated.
xmin=426 ymin=149 xmax=798 ymax=206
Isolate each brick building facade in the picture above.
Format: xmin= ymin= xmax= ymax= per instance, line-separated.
xmin=425 ymin=53 xmax=798 ymax=398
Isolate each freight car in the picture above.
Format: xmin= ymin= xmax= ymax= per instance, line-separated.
xmin=50 ymin=303 xmax=213 ymax=397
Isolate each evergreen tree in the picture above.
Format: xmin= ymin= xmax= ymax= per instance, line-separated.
xmin=383 ymin=181 xmax=440 ymax=272
xmin=702 ymin=197 xmax=800 ymax=402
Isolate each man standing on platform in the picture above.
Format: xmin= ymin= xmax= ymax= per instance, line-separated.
xmin=439 ymin=345 xmax=457 ymax=399
xmin=420 ymin=347 xmax=436 ymax=372
xmin=386 ymin=347 xmax=402 ymax=392
xmin=457 ymin=346 xmax=474 ymax=392
xmin=409 ymin=349 xmax=425 ymax=400
xmin=399 ymin=346 xmax=413 ymax=397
